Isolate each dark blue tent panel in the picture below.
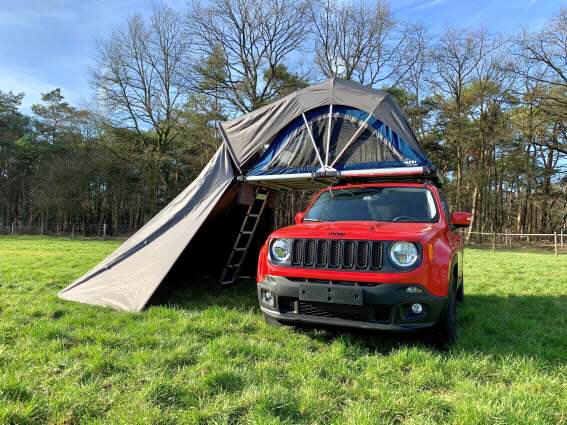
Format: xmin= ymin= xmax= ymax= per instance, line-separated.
xmin=247 ymin=106 xmax=431 ymax=177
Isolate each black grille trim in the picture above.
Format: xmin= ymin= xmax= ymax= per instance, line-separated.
xmin=297 ymin=301 xmax=392 ymax=323
xmin=290 ymin=239 xmax=383 ymax=272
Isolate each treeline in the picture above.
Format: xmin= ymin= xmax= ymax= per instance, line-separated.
xmin=1 ymin=1 xmax=566 ymax=236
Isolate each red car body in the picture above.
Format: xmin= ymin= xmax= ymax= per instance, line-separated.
xmin=257 ymin=181 xmax=471 ymax=341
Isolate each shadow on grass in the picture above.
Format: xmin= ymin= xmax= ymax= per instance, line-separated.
xmin=150 ymin=280 xmax=567 ymax=362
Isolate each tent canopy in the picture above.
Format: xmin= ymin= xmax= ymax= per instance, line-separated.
xmin=59 ymin=78 xmax=434 ymax=312
xmin=220 ymin=78 xmax=432 ymax=190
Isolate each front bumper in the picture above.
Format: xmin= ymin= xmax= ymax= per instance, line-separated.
xmin=258 ymin=276 xmax=447 ymax=331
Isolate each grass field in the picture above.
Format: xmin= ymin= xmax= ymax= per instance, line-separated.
xmin=0 ymin=236 xmax=566 ymax=424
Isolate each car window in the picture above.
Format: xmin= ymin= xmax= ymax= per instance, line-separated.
xmin=304 ymin=187 xmax=439 ymax=223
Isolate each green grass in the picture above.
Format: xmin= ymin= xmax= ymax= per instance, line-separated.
xmin=0 ymin=236 xmax=566 ymax=424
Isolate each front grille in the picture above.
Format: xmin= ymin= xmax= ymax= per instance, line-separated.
xmin=291 ymin=239 xmax=383 ymax=271
xmin=298 ymin=301 xmax=371 ymax=321
xmin=297 ymin=301 xmax=392 ymax=323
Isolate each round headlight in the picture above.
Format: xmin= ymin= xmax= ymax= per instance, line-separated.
xmin=389 ymin=241 xmax=419 ymax=267
xmin=270 ymin=239 xmax=291 ymax=263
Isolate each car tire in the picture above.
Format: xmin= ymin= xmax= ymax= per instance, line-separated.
xmin=432 ymin=279 xmax=458 ymax=349
xmin=456 ymin=280 xmax=464 ymax=303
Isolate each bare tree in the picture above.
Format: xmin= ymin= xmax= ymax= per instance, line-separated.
xmin=512 ymin=8 xmax=567 ymax=108
xmin=92 ymin=4 xmax=191 ymax=152
xmin=309 ymin=0 xmax=419 ymax=87
xmin=187 ymin=0 xmax=310 ymax=113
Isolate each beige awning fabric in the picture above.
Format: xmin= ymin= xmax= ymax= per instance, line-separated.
xmin=58 ymin=145 xmax=234 ymax=312
xmin=220 ymin=78 xmax=420 ymax=168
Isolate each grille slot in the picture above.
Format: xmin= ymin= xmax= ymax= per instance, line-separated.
xmin=304 ymin=240 xmax=315 ymax=265
xmin=370 ymin=241 xmax=383 ymax=269
xmin=343 ymin=241 xmax=354 ymax=268
xmin=316 ymin=240 xmax=328 ymax=266
xmin=291 ymin=240 xmax=303 ymax=265
xmin=289 ymin=239 xmax=383 ymax=271
xmin=329 ymin=240 xmax=341 ymax=267
xmin=298 ymin=301 xmax=370 ymax=322
xmin=356 ymin=241 xmax=369 ymax=269
xmin=297 ymin=301 xmax=392 ymax=323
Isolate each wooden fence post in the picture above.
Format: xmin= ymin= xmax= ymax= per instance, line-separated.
xmin=11 ymin=221 xmax=14 ymax=235
xmin=71 ymin=224 xmax=75 ymax=238
xmin=492 ymin=232 xmax=496 ymax=253
xmin=103 ymin=223 xmax=107 ymax=239
xmin=561 ymin=230 xmax=564 ymax=247
xmin=554 ymin=232 xmax=558 ymax=256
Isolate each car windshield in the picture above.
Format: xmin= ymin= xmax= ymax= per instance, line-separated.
xmin=303 ymin=186 xmax=438 ymax=223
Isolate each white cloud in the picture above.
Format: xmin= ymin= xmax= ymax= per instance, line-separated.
xmin=406 ymin=0 xmax=448 ymax=12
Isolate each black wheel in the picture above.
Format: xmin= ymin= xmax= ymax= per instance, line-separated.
xmin=432 ymin=278 xmax=458 ymax=349
xmin=456 ymin=279 xmax=464 ymax=303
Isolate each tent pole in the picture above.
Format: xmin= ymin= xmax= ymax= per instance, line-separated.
xmin=217 ymin=123 xmax=243 ymax=175
xmin=301 ymin=112 xmax=325 ymax=168
xmin=324 ymin=79 xmax=334 ymax=167
xmin=330 ymin=112 xmax=374 ymax=168
xmin=325 ymin=103 xmax=332 ymax=167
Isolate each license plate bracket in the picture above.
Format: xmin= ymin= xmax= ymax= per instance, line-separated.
xmin=298 ymin=283 xmax=363 ymax=306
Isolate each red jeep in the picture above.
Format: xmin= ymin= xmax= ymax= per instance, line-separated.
xmin=257 ymin=181 xmax=471 ymax=345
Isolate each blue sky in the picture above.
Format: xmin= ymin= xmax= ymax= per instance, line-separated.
xmin=0 ymin=0 xmax=563 ymax=112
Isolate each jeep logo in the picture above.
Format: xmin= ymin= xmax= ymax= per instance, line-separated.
xmin=329 ymin=231 xmax=345 ymax=237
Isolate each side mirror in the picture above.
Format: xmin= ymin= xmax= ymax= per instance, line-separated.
xmin=294 ymin=211 xmax=305 ymax=224
xmin=451 ymin=212 xmax=472 ymax=228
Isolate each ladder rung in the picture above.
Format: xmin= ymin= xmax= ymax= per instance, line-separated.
xmin=256 ymin=194 xmax=268 ymax=200
xmin=242 ymin=231 xmax=253 ymax=235
xmin=248 ymin=214 xmax=260 ymax=218
xmin=234 ymin=248 xmax=247 ymax=252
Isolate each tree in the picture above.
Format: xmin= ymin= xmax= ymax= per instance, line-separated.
xmin=188 ymin=0 xmax=310 ymax=113
xmin=512 ymin=8 xmax=567 ymax=111
xmin=309 ymin=0 xmax=422 ymax=87
xmin=92 ymin=4 xmax=191 ymax=151
xmin=430 ymin=27 xmax=501 ymax=209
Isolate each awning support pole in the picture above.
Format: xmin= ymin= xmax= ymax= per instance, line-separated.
xmin=217 ymin=123 xmax=243 ymax=175
xmin=301 ymin=112 xmax=325 ymax=168
xmin=330 ymin=112 xmax=374 ymax=168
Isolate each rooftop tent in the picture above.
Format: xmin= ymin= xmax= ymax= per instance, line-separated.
xmin=59 ymin=78 xmax=433 ymax=312
xmin=220 ymin=78 xmax=432 ymax=190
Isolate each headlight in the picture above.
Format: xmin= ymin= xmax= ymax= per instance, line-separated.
xmin=269 ymin=239 xmax=291 ymax=265
xmin=389 ymin=241 xmax=419 ymax=267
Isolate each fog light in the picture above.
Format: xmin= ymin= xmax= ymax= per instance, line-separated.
xmin=262 ymin=290 xmax=275 ymax=307
xmin=406 ymin=286 xmax=423 ymax=294
xmin=411 ymin=303 xmax=423 ymax=314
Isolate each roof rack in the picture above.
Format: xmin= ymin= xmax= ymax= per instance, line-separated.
xmin=237 ymin=166 xmax=442 ymax=191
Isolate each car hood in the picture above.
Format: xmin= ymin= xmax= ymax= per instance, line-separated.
xmin=271 ymin=221 xmax=437 ymax=241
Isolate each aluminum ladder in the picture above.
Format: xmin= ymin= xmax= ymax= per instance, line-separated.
xmin=218 ymin=188 xmax=270 ymax=286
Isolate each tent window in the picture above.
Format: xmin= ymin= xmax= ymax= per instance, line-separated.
xmin=263 ymin=117 xmax=326 ymax=170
